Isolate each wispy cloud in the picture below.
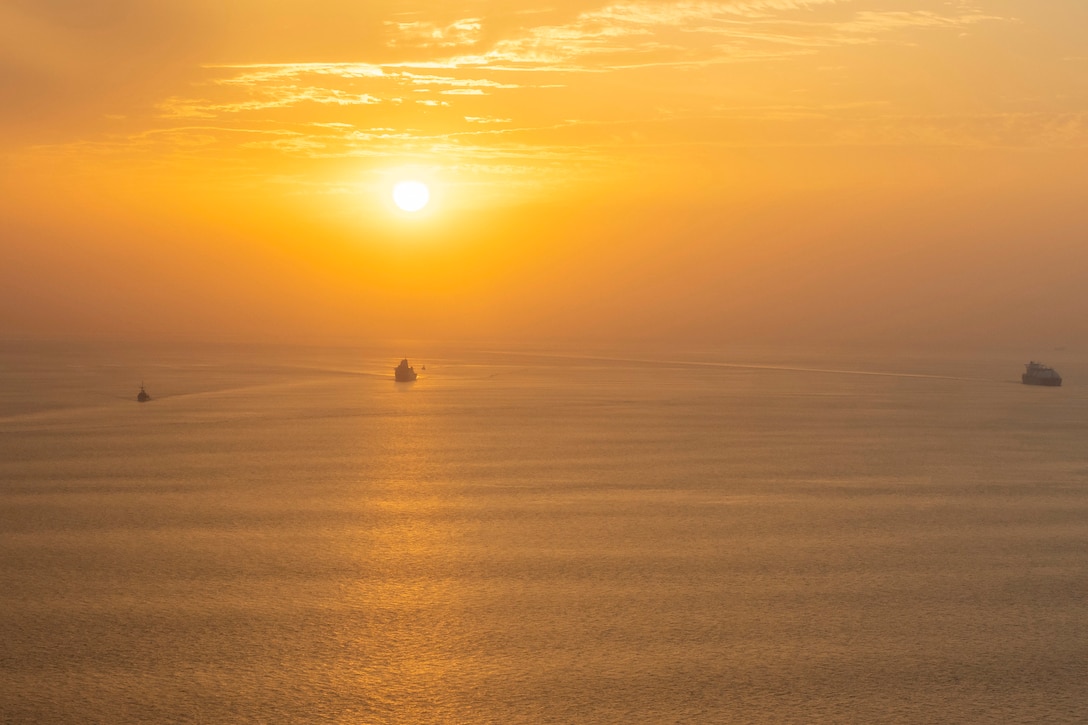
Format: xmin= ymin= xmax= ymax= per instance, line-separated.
xmin=39 ymin=0 xmax=1047 ymax=193
xmin=473 ymin=1 xmax=1004 ymax=68
xmin=159 ymin=90 xmax=381 ymax=119
xmin=399 ymin=73 xmax=520 ymax=90
xmin=385 ymin=18 xmax=483 ymax=49
xmin=156 ymin=63 xmax=525 ymax=118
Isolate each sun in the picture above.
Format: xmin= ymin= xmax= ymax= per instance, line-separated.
xmin=392 ymin=180 xmax=430 ymax=212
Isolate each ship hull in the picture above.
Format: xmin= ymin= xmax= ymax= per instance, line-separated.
xmin=1022 ymin=375 xmax=1061 ymax=387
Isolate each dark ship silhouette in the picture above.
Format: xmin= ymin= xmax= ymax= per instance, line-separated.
xmin=1022 ymin=361 xmax=1061 ymax=387
xmin=394 ymin=358 xmax=418 ymax=382
xmin=137 ymin=384 xmax=151 ymax=402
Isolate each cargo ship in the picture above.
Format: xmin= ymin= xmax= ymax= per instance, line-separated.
xmin=394 ymin=358 xmax=418 ymax=382
xmin=1022 ymin=361 xmax=1061 ymax=387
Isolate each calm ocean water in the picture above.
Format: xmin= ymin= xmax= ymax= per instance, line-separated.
xmin=2 ymin=342 xmax=1086 ymax=724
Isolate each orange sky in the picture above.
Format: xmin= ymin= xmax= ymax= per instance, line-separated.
xmin=2 ymin=0 xmax=1087 ymax=347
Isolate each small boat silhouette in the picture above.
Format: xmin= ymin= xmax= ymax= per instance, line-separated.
xmin=137 ymin=383 xmax=151 ymax=402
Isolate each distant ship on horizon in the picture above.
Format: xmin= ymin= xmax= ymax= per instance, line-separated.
xmin=137 ymin=384 xmax=151 ymax=402
xmin=1022 ymin=361 xmax=1061 ymax=387
xmin=394 ymin=358 xmax=418 ymax=382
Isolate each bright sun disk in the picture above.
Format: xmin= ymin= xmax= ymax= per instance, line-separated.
xmin=392 ymin=180 xmax=430 ymax=212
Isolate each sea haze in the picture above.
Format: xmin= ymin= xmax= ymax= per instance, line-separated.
xmin=2 ymin=342 xmax=1086 ymax=723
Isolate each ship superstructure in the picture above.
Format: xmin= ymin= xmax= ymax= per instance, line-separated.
xmin=394 ymin=359 xmax=418 ymax=382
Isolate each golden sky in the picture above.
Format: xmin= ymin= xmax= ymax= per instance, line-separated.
xmin=2 ymin=0 xmax=1087 ymax=346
